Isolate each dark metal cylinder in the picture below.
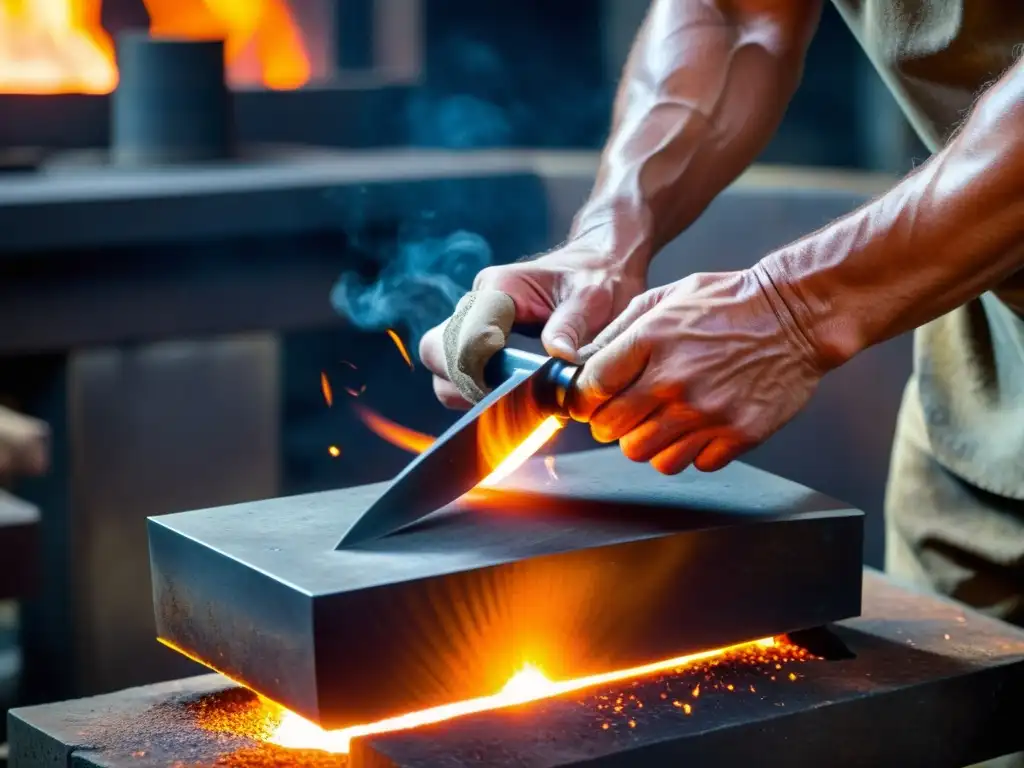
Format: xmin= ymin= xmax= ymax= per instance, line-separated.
xmin=111 ymin=35 xmax=233 ymax=165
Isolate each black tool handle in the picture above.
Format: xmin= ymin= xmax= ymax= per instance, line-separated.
xmin=482 ymin=348 xmax=546 ymax=389
xmin=483 ymin=348 xmax=582 ymax=413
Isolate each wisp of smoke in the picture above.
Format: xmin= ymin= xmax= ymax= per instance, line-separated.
xmin=330 ymin=230 xmax=492 ymax=356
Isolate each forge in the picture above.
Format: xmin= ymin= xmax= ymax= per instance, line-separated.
xmin=9 ymin=571 xmax=1024 ymax=767
xmin=147 ymin=447 xmax=863 ymax=730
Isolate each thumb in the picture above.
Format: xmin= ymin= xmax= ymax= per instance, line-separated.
xmin=541 ymin=286 xmax=611 ymax=362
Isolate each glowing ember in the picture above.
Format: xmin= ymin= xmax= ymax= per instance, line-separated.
xmin=328 ymin=445 xmax=340 ymax=458
xmin=387 ymin=329 xmax=415 ymax=370
xmin=478 ymin=417 xmax=563 ymax=488
xmin=0 ymin=0 xmax=118 ymax=94
xmin=216 ymin=636 xmax=796 ymax=755
xmin=320 ymin=372 xmax=333 ymax=408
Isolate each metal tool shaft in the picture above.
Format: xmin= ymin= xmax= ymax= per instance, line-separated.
xmin=483 ymin=349 xmax=580 ymax=413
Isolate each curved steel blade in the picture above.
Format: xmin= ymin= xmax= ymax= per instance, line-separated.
xmin=337 ymin=364 xmax=554 ymax=548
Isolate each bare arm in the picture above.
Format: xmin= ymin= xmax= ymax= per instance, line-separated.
xmin=759 ymin=57 xmax=1024 ymax=369
xmin=571 ymin=0 xmax=823 ymax=269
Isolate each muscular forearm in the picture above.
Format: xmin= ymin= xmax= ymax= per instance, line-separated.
xmin=570 ymin=0 xmax=821 ymax=270
xmin=760 ymin=58 xmax=1024 ymax=370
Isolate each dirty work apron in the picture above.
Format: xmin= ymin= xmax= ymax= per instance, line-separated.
xmin=831 ymin=0 xmax=1024 ymax=620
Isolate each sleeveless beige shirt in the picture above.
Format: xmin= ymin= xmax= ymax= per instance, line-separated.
xmin=833 ymin=0 xmax=1024 ymax=500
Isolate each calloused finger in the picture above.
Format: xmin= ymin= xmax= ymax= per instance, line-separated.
xmin=418 ymin=323 xmax=449 ymax=378
xmin=433 ymin=377 xmax=472 ymax=410
xmin=618 ymin=406 xmax=706 ymax=463
xmin=694 ymin=436 xmax=747 ymax=472
xmin=650 ymin=430 xmax=716 ymax=475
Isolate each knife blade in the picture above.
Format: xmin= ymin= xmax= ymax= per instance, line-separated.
xmin=336 ymin=348 xmax=579 ymax=548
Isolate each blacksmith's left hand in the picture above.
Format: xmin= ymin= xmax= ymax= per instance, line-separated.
xmin=570 ymin=265 xmax=826 ymax=474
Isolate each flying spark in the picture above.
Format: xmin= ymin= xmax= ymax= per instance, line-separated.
xmin=386 ymin=329 xmax=414 ymax=370
xmin=321 ymin=372 xmax=333 ymax=407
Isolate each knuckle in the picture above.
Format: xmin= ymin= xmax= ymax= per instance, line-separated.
xmin=473 ymin=264 xmax=521 ymax=291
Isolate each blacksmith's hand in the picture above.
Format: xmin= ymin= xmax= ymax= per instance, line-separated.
xmin=571 ymin=266 xmax=826 ymax=474
xmin=419 ymin=242 xmax=646 ymax=409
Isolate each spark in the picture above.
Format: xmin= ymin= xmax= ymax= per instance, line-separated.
xmin=328 ymin=446 xmax=340 ymax=458
xmin=387 ymin=329 xmax=414 ymax=370
xmin=321 ymin=372 xmax=333 ymax=407
xmin=544 ymin=455 xmax=558 ymax=481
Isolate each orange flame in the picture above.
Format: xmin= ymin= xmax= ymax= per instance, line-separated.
xmin=0 ymin=0 xmax=310 ymax=95
xmin=0 ymin=0 xmax=117 ymax=94
xmin=143 ymin=0 xmax=310 ymax=90
xmin=238 ymin=637 xmax=785 ymax=754
xmin=353 ymin=404 xmax=435 ymax=455
xmin=387 ymin=329 xmax=415 ymax=370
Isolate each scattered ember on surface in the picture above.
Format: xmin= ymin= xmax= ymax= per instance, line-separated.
xmin=386 ymin=329 xmax=414 ymax=369
xmin=188 ymin=637 xmax=816 ymax=756
xmin=328 ymin=446 xmax=340 ymax=458
xmin=321 ymin=373 xmax=333 ymax=407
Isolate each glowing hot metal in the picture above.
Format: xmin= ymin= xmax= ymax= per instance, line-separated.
xmin=338 ymin=350 xmax=577 ymax=547
xmin=183 ymin=635 xmax=794 ymax=755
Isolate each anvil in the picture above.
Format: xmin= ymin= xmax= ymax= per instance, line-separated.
xmin=147 ymin=447 xmax=863 ymax=729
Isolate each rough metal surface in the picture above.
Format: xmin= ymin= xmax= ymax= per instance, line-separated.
xmin=9 ymin=571 xmax=1024 ymax=768
xmin=148 ymin=448 xmax=863 ymax=728
xmin=0 ymin=490 xmax=39 ymax=600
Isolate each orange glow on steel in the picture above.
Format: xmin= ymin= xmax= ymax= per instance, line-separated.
xmin=268 ymin=638 xmax=779 ymax=753
xmin=478 ymin=417 xmax=563 ymax=487
xmin=171 ymin=634 xmax=778 ymax=755
xmin=386 ymin=329 xmax=415 ymax=370
xmin=0 ymin=0 xmax=311 ymax=95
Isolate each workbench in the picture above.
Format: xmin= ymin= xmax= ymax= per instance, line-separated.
xmin=9 ymin=570 xmax=1024 ymax=767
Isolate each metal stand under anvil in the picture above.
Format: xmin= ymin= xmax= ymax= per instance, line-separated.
xmin=8 ymin=570 xmax=1024 ymax=768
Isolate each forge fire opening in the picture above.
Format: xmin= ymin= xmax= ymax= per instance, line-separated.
xmin=0 ymin=0 xmax=318 ymax=94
